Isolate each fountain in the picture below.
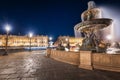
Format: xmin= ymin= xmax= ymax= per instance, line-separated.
xmin=74 ymin=1 xmax=113 ymax=52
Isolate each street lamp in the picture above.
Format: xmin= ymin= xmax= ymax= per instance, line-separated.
xmin=65 ymin=38 xmax=68 ymax=42
xmin=65 ymin=38 xmax=70 ymax=51
xmin=49 ymin=37 xmax=52 ymax=41
xmin=29 ymin=32 xmax=33 ymax=51
xmin=49 ymin=37 xmax=53 ymax=47
xmin=3 ymin=24 xmax=11 ymax=55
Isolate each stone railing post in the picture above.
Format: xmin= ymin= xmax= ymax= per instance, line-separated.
xmin=79 ymin=51 xmax=93 ymax=70
xmin=46 ymin=48 xmax=51 ymax=57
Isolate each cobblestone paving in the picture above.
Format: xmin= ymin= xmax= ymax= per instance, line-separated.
xmin=0 ymin=50 xmax=119 ymax=80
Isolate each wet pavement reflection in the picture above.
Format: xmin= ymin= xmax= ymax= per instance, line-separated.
xmin=0 ymin=50 xmax=119 ymax=80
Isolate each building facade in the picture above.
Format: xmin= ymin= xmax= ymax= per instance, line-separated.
xmin=0 ymin=35 xmax=48 ymax=47
xmin=54 ymin=36 xmax=83 ymax=47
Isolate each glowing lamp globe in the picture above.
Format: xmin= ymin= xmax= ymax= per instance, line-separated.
xmin=29 ymin=32 xmax=33 ymax=38
xmin=5 ymin=24 xmax=11 ymax=32
xmin=49 ymin=37 xmax=52 ymax=41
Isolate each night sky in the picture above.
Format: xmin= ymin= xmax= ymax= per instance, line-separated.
xmin=0 ymin=0 xmax=119 ymax=40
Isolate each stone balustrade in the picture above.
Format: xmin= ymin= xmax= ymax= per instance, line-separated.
xmin=50 ymin=50 xmax=79 ymax=65
xmin=46 ymin=49 xmax=120 ymax=72
xmin=93 ymin=53 xmax=120 ymax=72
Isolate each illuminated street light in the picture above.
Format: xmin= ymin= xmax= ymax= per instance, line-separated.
xmin=29 ymin=32 xmax=33 ymax=51
xmin=65 ymin=38 xmax=69 ymax=47
xmin=49 ymin=37 xmax=53 ymax=47
xmin=49 ymin=37 xmax=52 ymax=41
xmin=3 ymin=24 xmax=11 ymax=55
xmin=65 ymin=38 xmax=68 ymax=41
xmin=5 ymin=24 xmax=11 ymax=32
xmin=65 ymin=38 xmax=70 ymax=51
xmin=29 ymin=32 xmax=33 ymax=38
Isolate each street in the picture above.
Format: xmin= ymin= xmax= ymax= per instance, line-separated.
xmin=0 ymin=50 xmax=119 ymax=80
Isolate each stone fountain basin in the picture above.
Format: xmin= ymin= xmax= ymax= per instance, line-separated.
xmin=75 ymin=18 xmax=112 ymax=32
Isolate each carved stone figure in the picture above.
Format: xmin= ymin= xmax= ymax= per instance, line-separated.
xmin=75 ymin=1 xmax=113 ymax=52
xmin=81 ymin=1 xmax=101 ymax=21
xmin=88 ymin=1 xmax=96 ymax=9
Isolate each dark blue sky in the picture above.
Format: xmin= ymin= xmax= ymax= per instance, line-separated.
xmin=0 ymin=0 xmax=119 ymax=39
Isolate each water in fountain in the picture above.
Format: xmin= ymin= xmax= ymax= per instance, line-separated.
xmin=99 ymin=5 xmax=120 ymax=42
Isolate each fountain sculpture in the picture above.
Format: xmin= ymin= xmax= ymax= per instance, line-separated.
xmin=74 ymin=1 xmax=113 ymax=51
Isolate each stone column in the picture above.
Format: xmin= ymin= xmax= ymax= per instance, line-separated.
xmin=79 ymin=51 xmax=93 ymax=70
xmin=46 ymin=48 xmax=51 ymax=57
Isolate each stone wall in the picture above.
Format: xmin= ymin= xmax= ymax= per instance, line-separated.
xmin=93 ymin=53 xmax=120 ymax=72
xmin=46 ymin=49 xmax=120 ymax=72
xmin=48 ymin=50 xmax=79 ymax=65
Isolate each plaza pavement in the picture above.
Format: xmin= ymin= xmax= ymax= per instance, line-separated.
xmin=0 ymin=50 xmax=119 ymax=80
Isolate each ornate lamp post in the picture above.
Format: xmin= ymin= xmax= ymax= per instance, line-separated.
xmin=65 ymin=38 xmax=70 ymax=51
xmin=29 ymin=32 xmax=33 ymax=51
xmin=3 ymin=24 xmax=11 ymax=55
xmin=49 ymin=37 xmax=53 ymax=47
xmin=65 ymin=38 xmax=68 ymax=42
xmin=65 ymin=38 xmax=68 ymax=47
xmin=49 ymin=37 xmax=52 ymax=41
